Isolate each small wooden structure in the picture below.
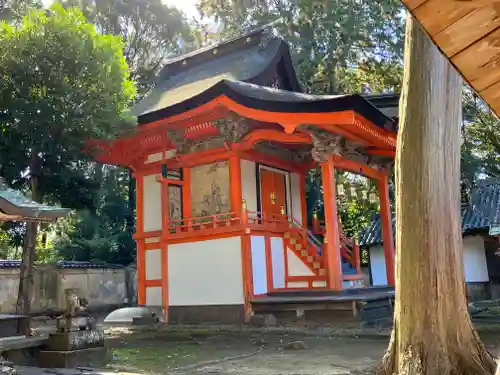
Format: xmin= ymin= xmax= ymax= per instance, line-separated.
xmin=93 ymin=27 xmax=398 ymax=323
xmin=401 ymin=0 xmax=500 ymax=116
xmin=0 ymin=178 xmax=69 ymax=364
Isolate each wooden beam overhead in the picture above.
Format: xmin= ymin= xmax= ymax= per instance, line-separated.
xmin=401 ymin=0 xmax=500 ymax=117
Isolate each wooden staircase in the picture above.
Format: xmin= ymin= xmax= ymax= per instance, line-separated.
xmin=282 ymin=219 xmax=363 ymax=289
xmin=283 ymin=225 xmax=326 ymax=277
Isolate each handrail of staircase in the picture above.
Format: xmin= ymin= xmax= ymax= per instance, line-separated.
xmin=288 ymin=218 xmax=323 ymax=255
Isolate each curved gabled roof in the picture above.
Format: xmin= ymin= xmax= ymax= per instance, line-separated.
xmin=133 ymin=25 xmax=301 ymax=119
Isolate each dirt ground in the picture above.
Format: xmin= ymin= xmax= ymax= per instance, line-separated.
xmin=17 ymin=323 xmax=500 ymax=375
xmin=76 ymin=328 xmax=500 ymax=375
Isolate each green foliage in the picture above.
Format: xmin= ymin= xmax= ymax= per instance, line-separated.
xmin=0 ymin=4 xmax=136 ymax=261
xmin=52 ymin=166 xmax=135 ymax=265
xmin=199 ymin=0 xmax=405 ymax=94
xmin=461 ymin=89 xmax=500 ymax=181
xmin=0 ymin=3 xmax=136 ymax=182
xmin=60 ymin=0 xmax=197 ymax=96
xmin=307 ymin=169 xmax=379 ymax=238
xmin=0 ymin=0 xmax=42 ymax=22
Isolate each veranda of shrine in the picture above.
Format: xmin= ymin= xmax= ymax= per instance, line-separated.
xmin=94 ymin=27 xmax=398 ymax=323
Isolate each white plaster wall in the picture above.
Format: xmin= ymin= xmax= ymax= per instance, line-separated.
xmin=369 ymin=245 xmax=388 ymax=286
xmin=369 ymin=236 xmax=490 ymax=285
xmin=241 ymin=159 xmax=258 ymax=212
xmin=145 ymin=249 xmax=162 ymax=281
xmin=290 ymin=173 xmax=303 ymax=225
xmin=463 ymin=236 xmax=489 ymax=282
xmin=251 ymin=236 xmax=267 ymax=295
xmin=271 ymin=237 xmax=285 ymax=289
xmin=287 ymin=248 xmax=314 ymax=276
xmin=146 ymin=286 xmax=162 ymax=306
xmin=143 ymin=174 xmax=162 ymax=232
xmin=168 ymin=237 xmax=244 ymax=306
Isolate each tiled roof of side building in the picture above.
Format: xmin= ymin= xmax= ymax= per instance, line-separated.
xmin=359 ymin=181 xmax=500 ymax=247
xmin=0 ymin=260 xmax=126 ymax=269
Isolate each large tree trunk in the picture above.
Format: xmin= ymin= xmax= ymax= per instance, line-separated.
xmin=377 ymin=15 xmax=496 ymax=375
xmin=15 ymin=152 xmax=42 ymax=319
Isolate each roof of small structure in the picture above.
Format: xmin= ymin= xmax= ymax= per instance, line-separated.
xmin=401 ymin=1 xmax=500 ymax=117
xmin=359 ymin=181 xmax=500 ymax=247
xmin=0 ymin=179 xmax=70 ymax=222
xmin=134 ymin=25 xmax=301 ymax=121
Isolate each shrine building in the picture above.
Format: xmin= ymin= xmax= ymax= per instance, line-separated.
xmin=93 ymin=26 xmax=398 ymax=323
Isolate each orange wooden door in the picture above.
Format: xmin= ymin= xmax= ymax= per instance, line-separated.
xmin=260 ymin=169 xmax=286 ymax=218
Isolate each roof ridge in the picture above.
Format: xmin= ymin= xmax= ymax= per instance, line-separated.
xmin=156 ymin=22 xmax=281 ymax=83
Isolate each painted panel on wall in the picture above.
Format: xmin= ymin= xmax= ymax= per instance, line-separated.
xmin=168 ymin=185 xmax=182 ymax=224
xmin=241 ymin=159 xmax=258 ymax=212
xmin=271 ymin=237 xmax=285 ymax=289
xmin=290 ymin=173 xmax=303 ymax=224
xmin=143 ymin=174 xmax=162 ymax=232
xmin=287 ymin=248 xmax=314 ymax=276
xmin=190 ymin=161 xmax=230 ymax=217
xmin=463 ymin=236 xmax=489 ymax=282
xmin=369 ymin=245 xmax=388 ymax=286
xmin=168 ymin=237 xmax=244 ymax=306
xmin=251 ymin=236 xmax=267 ymax=295
xmin=145 ymin=249 xmax=162 ymax=281
xmin=145 ymin=286 xmax=162 ymax=306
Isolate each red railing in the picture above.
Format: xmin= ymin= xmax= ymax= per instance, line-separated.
xmin=311 ymin=213 xmax=360 ymax=272
xmin=245 ymin=210 xmax=289 ymax=230
xmin=168 ymin=212 xmax=242 ymax=237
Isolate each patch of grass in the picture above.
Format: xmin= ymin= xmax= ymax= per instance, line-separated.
xmin=109 ymin=341 xmax=202 ymax=373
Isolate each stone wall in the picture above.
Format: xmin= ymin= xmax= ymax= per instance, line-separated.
xmin=0 ymin=265 xmax=137 ymax=314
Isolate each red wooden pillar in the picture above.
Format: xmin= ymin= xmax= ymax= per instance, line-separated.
xmin=321 ymin=156 xmax=343 ymax=291
xmin=229 ymin=156 xmax=243 ymax=217
xmin=136 ymin=174 xmax=146 ymax=305
xmin=160 ymin=181 xmax=170 ymax=320
xmin=378 ymin=173 xmax=395 ymax=286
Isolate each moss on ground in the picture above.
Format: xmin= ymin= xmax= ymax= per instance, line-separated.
xmin=109 ymin=341 xmax=203 ymax=373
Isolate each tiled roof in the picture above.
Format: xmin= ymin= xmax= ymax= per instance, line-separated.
xmin=0 ymin=260 xmax=125 ymax=269
xmin=359 ymin=182 xmax=500 ymax=247
xmin=0 ymin=178 xmax=69 ymax=222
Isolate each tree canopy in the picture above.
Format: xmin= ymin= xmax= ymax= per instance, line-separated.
xmin=0 ymin=2 xmax=136 ymax=312
xmin=199 ymin=0 xmax=405 ymax=94
xmin=61 ymin=0 xmax=197 ymax=96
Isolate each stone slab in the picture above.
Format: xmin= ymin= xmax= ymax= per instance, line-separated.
xmin=56 ymin=317 xmax=95 ymax=331
xmin=46 ymin=330 xmax=104 ymax=352
xmin=0 ymin=316 xmax=30 ymax=338
xmin=0 ymin=337 xmax=47 ymax=352
xmin=38 ymin=347 xmax=109 ymax=368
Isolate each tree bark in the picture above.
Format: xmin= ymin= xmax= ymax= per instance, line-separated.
xmin=15 ymin=152 xmax=42 ymax=319
xmin=377 ymin=15 xmax=496 ymax=375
